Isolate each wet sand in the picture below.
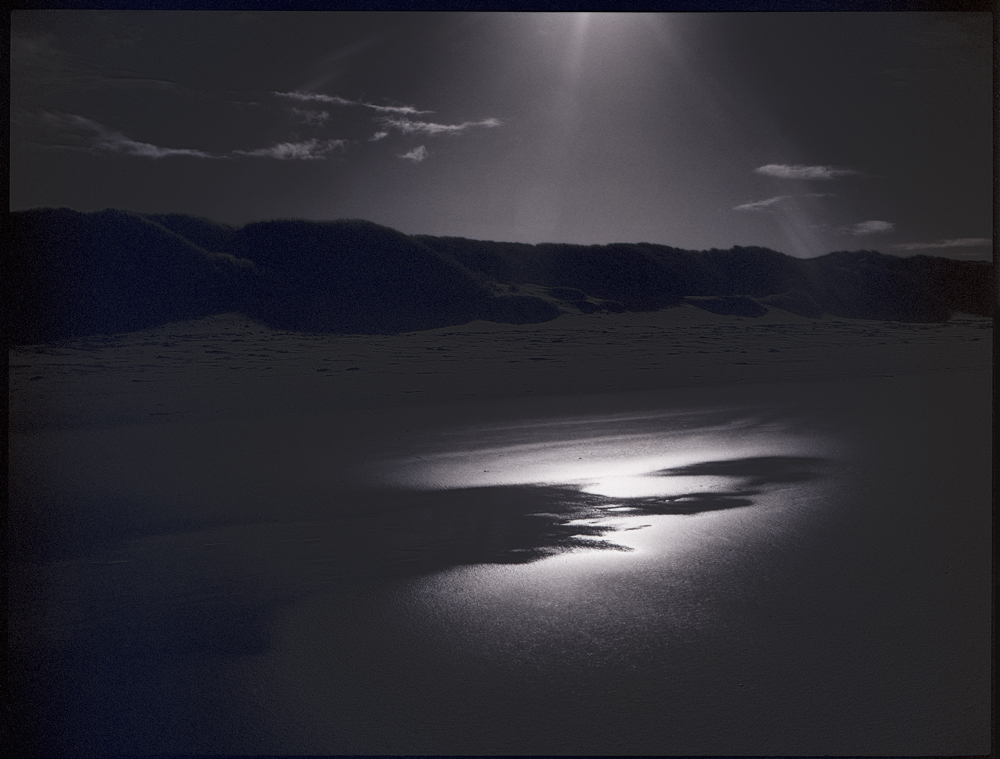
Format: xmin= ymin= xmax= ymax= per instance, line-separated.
xmin=8 ymin=307 xmax=993 ymax=755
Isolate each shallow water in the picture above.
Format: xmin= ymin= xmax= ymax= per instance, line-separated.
xmin=9 ymin=371 xmax=992 ymax=755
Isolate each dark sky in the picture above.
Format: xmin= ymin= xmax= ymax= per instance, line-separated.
xmin=10 ymin=10 xmax=993 ymax=259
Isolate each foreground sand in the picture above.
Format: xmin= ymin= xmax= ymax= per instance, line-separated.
xmin=8 ymin=307 xmax=993 ymax=755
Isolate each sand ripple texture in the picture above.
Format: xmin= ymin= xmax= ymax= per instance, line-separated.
xmin=8 ymin=306 xmax=991 ymax=433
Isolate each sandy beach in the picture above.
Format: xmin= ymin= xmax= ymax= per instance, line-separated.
xmin=8 ymin=308 xmax=993 ymax=755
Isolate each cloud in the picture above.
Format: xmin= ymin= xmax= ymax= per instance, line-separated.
xmin=273 ymin=90 xmax=430 ymax=114
xmin=269 ymin=91 xmax=502 ymax=154
xmin=891 ymin=237 xmax=992 ymax=251
xmin=105 ymin=137 xmax=213 ymax=159
xmin=399 ymin=145 xmax=429 ymax=162
xmin=26 ymin=106 xmax=375 ymax=164
xmin=734 ymin=193 xmax=839 ymax=212
xmin=363 ymin=102 xmax=430 ymax=115
xmin=30 ymin=111 xmax=352 ymax=161
xmin=273 ymin=90 xmax=356 ymax=106
xmin=232 ymin=138 xmax=345 ymax=160
xmin=849 ymin=220 xmax=895 ymax=236
xmin=36 ymin=112 xmax=215 ymax=158
xmin=733 ymin=196 xmax=789 ymax=212
xmin=754 ymin=164 xmax=858 ymax=180
xmin=380 ymin=117 xmax=502 ymax=136
xmin=290 ymin=107 xmax=330 ymax=125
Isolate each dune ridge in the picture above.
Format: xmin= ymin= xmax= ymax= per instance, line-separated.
xmin=7 ymin=208 xmax=994 ymax=344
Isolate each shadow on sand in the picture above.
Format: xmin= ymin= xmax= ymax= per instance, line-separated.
xmin=9 ymin=455 xmax=827 ymax=755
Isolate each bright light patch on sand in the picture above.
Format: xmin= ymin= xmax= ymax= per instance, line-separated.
xmin=396 ymin=479 xmax=836 ymax=662
xmin=377 ymin=406 xmax=816 ymax=493
xmin=372 ymin=402 xmax=834 ymax=573
xmin=579 ymin=474 xmax=733 ymax=499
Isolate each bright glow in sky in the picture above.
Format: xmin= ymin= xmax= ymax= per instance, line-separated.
xmin=10 ymin=11 xmax=992 ymax=259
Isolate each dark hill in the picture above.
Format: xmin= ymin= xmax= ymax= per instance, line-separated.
xmin=143 ymin=213 xmax=240 ymax=254
xmin=5 ymin=210 xmax=559 ymax=342
xmin=145 ymin=214 xmax=560 ymax=332
xmin=417 ymin=235 xmax=993 ymax=322
xmin=415 ymin=237 xmax=685 ymax=310
xmin=231 ymin=218 xmax=497 ymax=333
xmin=803 ymin=250 xmax=951 ymax=322
xmin=6 ymin=209 xmax=994 ymax=343
xmin=6 ymin=208 xmax=255 ymax=343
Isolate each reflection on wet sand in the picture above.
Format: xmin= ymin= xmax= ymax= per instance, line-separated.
xmin=348 ymin=455 xmax=828 ymax=570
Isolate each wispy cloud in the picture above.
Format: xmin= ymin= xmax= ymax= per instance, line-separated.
xmin=734 ymin=193 xmax=839 ymax=212
xmin=25 ymin=92 xmax=494 ymax=167
xmin=37 ymin=112 xmax=214 ymax=158
xmin=364 ymin=102 xmax=430 ymax=115
xmin=273 ymin=90 xmax=356 ymax=107
xmin=755 ymin=164 xmax=858 ymax=180
xmin=233 ymin=138 xmax=346 ymax=160
xmin=32 ymin=111 xmax=354 ymax=161
xmin=273 ymin=90 xmax=430 ymax=114
xmin=290 ymin=107 xmax=330 ymax=125
xmin=891 ymin=237 xmax=992 ymax=251
xmin=848 ymin=220 xmax=895 ymax=236
xmin=380 ymin=117 xmax=502 ymax=136
xmin=399 ymin=145 xmax=429 ymax=162
xmin=733 ymin=195 xmax=789 ymax=212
